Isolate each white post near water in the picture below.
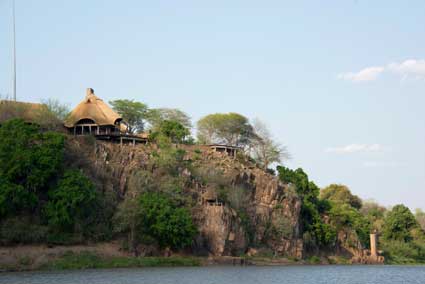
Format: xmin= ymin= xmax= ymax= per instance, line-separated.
xmin=370 ymin=233 xmax=378 ymax=258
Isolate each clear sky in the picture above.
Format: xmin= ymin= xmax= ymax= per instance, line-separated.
xmin=1 ymin=0 xmax=424 ymax=210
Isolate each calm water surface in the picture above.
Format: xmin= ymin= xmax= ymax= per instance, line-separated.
xmin=1 ymin=265 xmax=424 ymax=284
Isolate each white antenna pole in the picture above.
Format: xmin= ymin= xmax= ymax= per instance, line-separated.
xmin=12 ymin=0 xmax=16 ymax=101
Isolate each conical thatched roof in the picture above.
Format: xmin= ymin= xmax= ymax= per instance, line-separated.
xmin=64 ymin=88 xmax=122 ymax=127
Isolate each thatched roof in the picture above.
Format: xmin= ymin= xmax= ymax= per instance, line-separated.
xmin=0 ymin=100 xmax=47 ymax=123
xmin=64 ymin=88 xmax=122 ymax=128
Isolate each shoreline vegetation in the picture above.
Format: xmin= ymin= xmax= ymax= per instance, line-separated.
xmin=0 ymin=250 xmax=349 ymax=272
xmin=0 ymin=244 xmax=423 ymax=273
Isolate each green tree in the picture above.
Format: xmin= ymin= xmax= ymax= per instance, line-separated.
xmin=328 ymin=203 xmax=371 ymax=246
xmin=197 ymin=113 xmax=255 ymax=147
xmin=139 ymin=192 xmax=197 ymax=249
xmin=109 ymin=99 xmax=148 ymax=133
xmin=113 ymin=198 xmax=143 ymax=253
xmin=151 ymin=120 xmax=191 ymax=144
xmin=277 ymin=166 xmax=334 ymax=247
xmin=383 ymin=204 xmax=418 ymax=242
xmin=380 ymin=207 xmax=425 ymax=264
xmin=147 ymin=108 xmax=192 ymax=129
xmin=45 ymin=170 xmax=97 ymax=231
xmin=320 ymin=184 xmax=362 ymax=209
xmin=320 ymin=185 xmax=370 ymax=246
xmin=0 ymin=119 xmax=65 ymax=217
xmin=360 ymin=200 xmax=387 ymax=232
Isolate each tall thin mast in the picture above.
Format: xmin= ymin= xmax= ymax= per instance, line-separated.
xmin=12 ymin=0 xmax=16 ymax=101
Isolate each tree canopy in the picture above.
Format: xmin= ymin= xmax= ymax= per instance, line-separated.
xmin=151 ymin=120 xmax=191 ymax=144
xmin=138 ymin=192 xmax=196 ymax=249
xmin=0 ymin=119 xmax=65 ymax=217
xmin=277 ymin=166 xmax=335 ymax=247
xmin=328 ymin=202 xmax=370 ymax=246
xmin=147 ymin=108 xmax=192 ymax=129
xmin=320 ymin=184 xmax=362 ymax=209
xmin=360 ymin=200 xmax=387 ymax=232
xmin=45 ymin=169 xmax=97 ymax=231
xmin=109 ymin=99 xmax=148 ymax=133
xmin=197 ymin=113 xmax=255 ymax=147
xmin=383 ymin=204 xmax=419 ymax=242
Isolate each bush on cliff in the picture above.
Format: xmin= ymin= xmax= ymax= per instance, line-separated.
xmin=139 ymin=192 xmax=197 ymax=249
xmin=328 ymin=202 xmax=370 ymax=247
xmin=45 ymin=170 xmax=97 ymax=232
xmin=277 ymin=166 xmax=335 ymax=248
xmin=0 ymin=119 xmax=65 ymax=217
xmin=320 ymin=184 xmax=362 ymax=209
xmin=150 ymin=120 xmax=192 ymax=144
xmin=114 ymin=192 xmax=197 ymax=251
xmin=0 ymin=119 xmax=114 ymax=244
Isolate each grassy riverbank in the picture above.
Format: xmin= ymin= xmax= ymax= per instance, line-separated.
xmin=2 ymin=251 xmax=424 ymax=272
xmin=0 ymin=252 xmax=316 ymax=272
xmin=0 ymin=244 xmax=423 ymax=272
xmin=0 ymin=252 xmax=202 ymax=272
xmin=41 ymin=252 xmax=201 ymax=270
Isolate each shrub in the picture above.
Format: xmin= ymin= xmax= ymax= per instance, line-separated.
xmin=151 ymin=120 xmax=191 ymax=144
xmin=113 ymin=198 xmax=143 ymax=252
xmin=0 ymin=217 xmax=48 ymax=244
xmin=0 ymin=119 xmax=65 ymax=217
xmin=320 ymin=184 xmax=362 ymax=209
xmin=383 ymin=204 xmax=418 ymax=242
xmin=45 ymin=170 xmax=97 ymax=232
xmin=381 ymin=240 xmax=422 ymax=264
xmin=277 ymin=166 xmax=335 ymax=247
xmin=139 ymin=192 xmax=197 ymax=249
xmin=328 ymin=203 xmax=370 ymax=247
xmin=271 ymin=216 xmax=294 ymax=239
xmin=150 ymin=142 xmax=187 ymax=176
xmin=307 ymin=256 xmax=321 ymax=264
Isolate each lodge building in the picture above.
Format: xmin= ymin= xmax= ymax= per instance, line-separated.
xmin=64 ymin=88 xmax=148 ymax=145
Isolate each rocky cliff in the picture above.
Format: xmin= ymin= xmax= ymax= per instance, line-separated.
xmin=70 ymin=139 xmax=304 ymax=258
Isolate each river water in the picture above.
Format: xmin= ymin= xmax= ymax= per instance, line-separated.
xmin=1 ymin=265 xmax=424 ymax=284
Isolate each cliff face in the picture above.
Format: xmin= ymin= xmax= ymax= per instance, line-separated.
xmin=75 ymin=140 xmax=304 ymax=258
xmin=196 ymin=204 xmax=247 ymax=256
xmin=194 ymin=165 xmax=303 ymax=258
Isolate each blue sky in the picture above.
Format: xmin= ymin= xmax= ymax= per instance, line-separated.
xmin=1 ymin=0 xmax=424 ymax=209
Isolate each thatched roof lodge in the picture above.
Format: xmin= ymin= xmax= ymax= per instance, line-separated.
xmin=65 ymin=88 xmax=147 ymax=144
xmin=0 ymin=100 xmax=47 ymax=124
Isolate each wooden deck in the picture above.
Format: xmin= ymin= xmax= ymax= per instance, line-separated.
xmin=94 ymin=133 xmax=148 ymax=145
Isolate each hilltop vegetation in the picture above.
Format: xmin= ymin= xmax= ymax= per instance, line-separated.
xmin=0 ymin=99 xmax=424 ymax=265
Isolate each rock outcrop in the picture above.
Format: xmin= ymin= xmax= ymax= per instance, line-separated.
xmin=196 ymin=204 xmax=247 ymax=256
xmin=75 ymin=141 xmax=304 ymax=258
